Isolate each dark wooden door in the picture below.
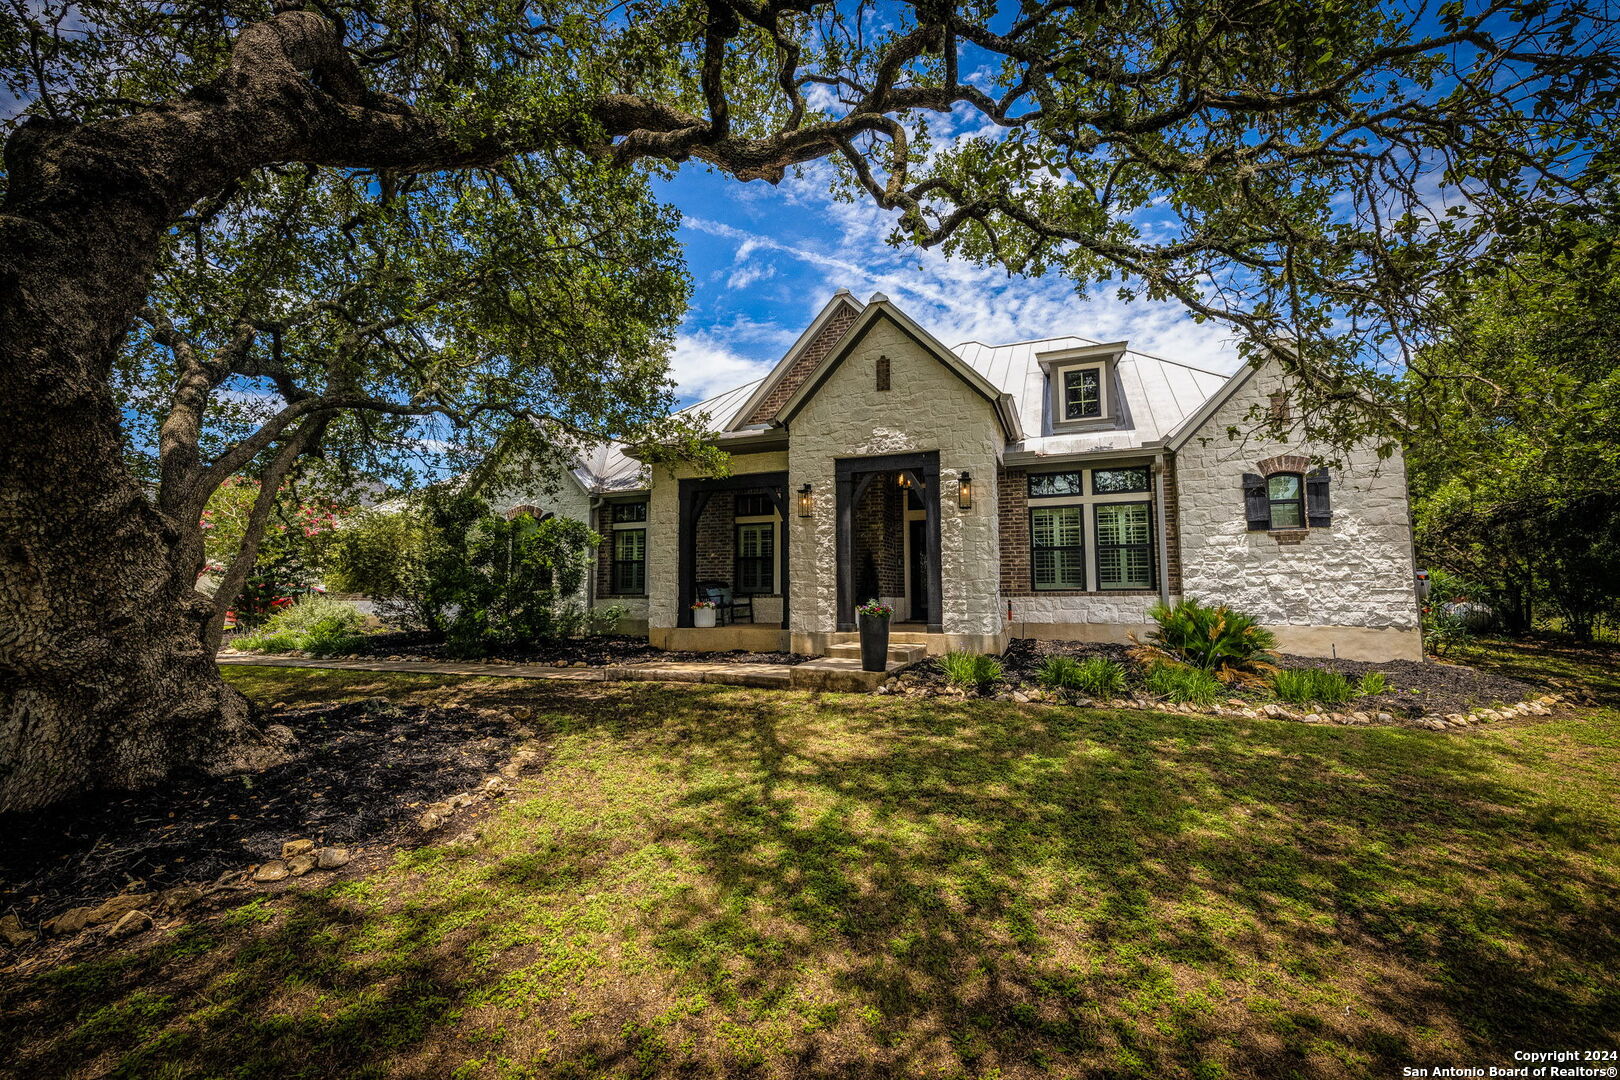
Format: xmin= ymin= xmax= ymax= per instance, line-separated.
xmin=908 ymin=518 xmax=929 ymax=623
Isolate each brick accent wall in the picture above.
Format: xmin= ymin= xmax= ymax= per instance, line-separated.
xmin=746 ymin=301 xmax=859 ymax=424
xmin=851 ymin=475 xmax=905 ymax=599
xmin=997 ymin=461 xmax=1182 ymax=597
xmin=596 ymin=503 xmax=647 ymax=598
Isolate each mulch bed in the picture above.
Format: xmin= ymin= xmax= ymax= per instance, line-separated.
xmin=904 ymin=638 xmax=1544 ymax=717
xmin=0 ymin=699 xmax=530 ymax=924
xmin=314 ymin=631 xmax=810 ymax=667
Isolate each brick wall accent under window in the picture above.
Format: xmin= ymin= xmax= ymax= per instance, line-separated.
xmin=998 ymin=461 xmax=1183 ymax=596
xmin=746 ymin=302 xmax=859 ymax=423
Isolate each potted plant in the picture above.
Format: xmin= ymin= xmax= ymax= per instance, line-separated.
xmin=856 ymin=599 xmax=893 ymax=671
xmin=691 ymin=599 xmax=718 ymax=628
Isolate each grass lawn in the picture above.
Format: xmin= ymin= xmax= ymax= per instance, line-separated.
xmin=3 ymin=651 xmax=1618 ymax=1080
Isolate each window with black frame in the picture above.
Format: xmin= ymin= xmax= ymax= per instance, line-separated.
xmin=1267 ymin=474 xmax=1305 ymax=529
xmin=608 ymin=500 xmax=647 ymax=593
xmin=735 ymin=521 xmax=775 ymax=593
xmin=1062 ymin=367 xmax=1102 ymax=419
xmin=1094 ymin=502 xmax=1154 ymax=589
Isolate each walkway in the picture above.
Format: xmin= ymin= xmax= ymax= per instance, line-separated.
xmin=219 ymin=649 xmax=922 ymax=691
xmin=217 ymin=653 xmax=794 ymax=688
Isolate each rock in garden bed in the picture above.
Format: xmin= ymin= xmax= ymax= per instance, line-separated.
xmin=0 ymin=698 xmax=535 ymax=928
xmin=898 ymin=637 xmax=1547 ymax=720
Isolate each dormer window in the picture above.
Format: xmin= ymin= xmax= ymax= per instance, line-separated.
xmin=1038 ymin=342 xmax=1126 ymax=432
xmin=1063 ymin=367 xmax=1103 ymax=420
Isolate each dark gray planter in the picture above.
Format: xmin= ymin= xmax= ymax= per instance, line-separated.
xmin=858 ymin=612 xmax=890 ymax=671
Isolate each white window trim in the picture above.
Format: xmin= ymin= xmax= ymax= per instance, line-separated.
xmin=1054 ymin=362 xmax=1110 ymax=424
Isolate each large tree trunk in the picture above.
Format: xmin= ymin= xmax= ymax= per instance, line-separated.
xmin=0 ymin=119 xmax=295 ymax=810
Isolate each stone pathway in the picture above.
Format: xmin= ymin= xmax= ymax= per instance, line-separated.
xmin=217 ymin=653 xmax=793 ymax=688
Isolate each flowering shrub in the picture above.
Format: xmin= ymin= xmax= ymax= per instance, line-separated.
xmin=690 ymin=599 xmax=717 ymax=610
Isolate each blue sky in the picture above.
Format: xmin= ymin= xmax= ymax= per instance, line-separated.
xmin=653 ymin=163 xmax=1243 ymax=408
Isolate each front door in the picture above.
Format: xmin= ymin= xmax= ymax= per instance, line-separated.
xmin=907 ymin=518 xmax=930 ymax=623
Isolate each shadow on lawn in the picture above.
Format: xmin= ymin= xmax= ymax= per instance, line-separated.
xmin=629 ymin=693 xmax=1619 ymax=1077
xmin=3 ymin=679 xmax=1617 ymax=1080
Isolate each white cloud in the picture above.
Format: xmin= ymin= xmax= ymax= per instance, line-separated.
xmin=726 ymin=262 xmax=777 ymax=290
xmin=668 ymin=333 xmax=775 ymax=402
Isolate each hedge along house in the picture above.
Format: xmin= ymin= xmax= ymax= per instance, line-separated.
xmin=498 ymin=291 xmax=1424 ymax=662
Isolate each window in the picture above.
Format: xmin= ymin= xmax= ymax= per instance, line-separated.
xmin=612 ymin=528 xmax=646 ymax=594
xmin=735 ymin=491 xmax=774 ymax=517
xmin=1063 ymin=367 xmax=1102 ymax=419
xmin=1267 ymin=474 xmax=1304 ymax=530
xmin=735 ymin=522 xmax=775 ymax=593
xmin=1029 ymin=471 xmax=1083 ymax=498
xmin=1092 ymin=466 xmax=1150 ymax=494
xmin=1095 ymin=503 xmax=1154 ymax=589
xmin=1031 ymin=506 xmax=1085 ymax=590
xmin=611 ymin=501 xmax=646 ymax=523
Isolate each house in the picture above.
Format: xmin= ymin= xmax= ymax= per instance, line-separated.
xmin=497 ymin=291 xmax=1423 ymax=662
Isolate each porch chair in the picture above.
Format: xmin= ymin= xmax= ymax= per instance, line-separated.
xmin=695 ymin=580 xmax=753 ymax=625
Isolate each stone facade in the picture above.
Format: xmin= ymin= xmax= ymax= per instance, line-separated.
xmin=1173 ymin=360 xmax=1422 ymax=660
xmin=785 ymin=313 xmax=1006 ymax=649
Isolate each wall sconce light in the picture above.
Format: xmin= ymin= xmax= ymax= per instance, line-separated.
xmin=797 ymin=483 xmax=813 ymax=518
xmin=896 ymin=471 xmax=913 ymax=490
xmin=957 ymin=471 xmax=973 ymax=510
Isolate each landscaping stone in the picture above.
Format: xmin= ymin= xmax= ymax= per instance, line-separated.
xmin=281 ymin=839 xmax=315 ymax=859
xmin=161 ymin=886 xmax=205 ymax=912
xmin=107 ymin=910 xmax=153 ymax=939
xmin=253 ymin=861 xmax=290 ymax=883
xmin=286 ymin=854 xmax=318 ymax=876
xmin=1 ymin=913 xmax=37 ymax=947
xmin=316 ymin=847 xmax=351 ymax=869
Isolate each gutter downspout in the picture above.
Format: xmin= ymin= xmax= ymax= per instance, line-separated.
xmin=1153 ymin=453 xmax=1171 ymax=608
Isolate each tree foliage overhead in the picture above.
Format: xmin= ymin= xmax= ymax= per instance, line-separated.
xmin=9 ymin=0 xmax=1616 ymax=444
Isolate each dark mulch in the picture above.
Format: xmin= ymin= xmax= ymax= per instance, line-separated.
xmin=906 ymin=638 xmax=1542 ymax=716
xmin=330 ymin=631 xmax=809 ymax=666
xmin=0 ymin=699 xmax=529 ymax=923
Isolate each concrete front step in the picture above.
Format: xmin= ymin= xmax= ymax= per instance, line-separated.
xmin=790 ymin=656 xmax=912 ymax=692
xmin=823 ymin=642 xmax=929 ymax=664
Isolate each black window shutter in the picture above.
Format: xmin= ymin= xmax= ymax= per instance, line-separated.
xmin=1306 ymin=468 xmax=1332 ymax=527
xmin=1242 ymin=473 xmax=1270 ymax=531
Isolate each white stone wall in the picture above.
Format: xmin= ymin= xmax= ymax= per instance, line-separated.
xmin=645 ymin=451 xmax=790 ymax=630
xmin=786 ymin=313 xmax=1005 ymax=636
xmin=1174 ymin=360 xmax=1422 ymax=660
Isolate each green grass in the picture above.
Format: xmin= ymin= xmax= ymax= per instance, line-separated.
xmin=3 ymin=653 xmax=1618 ymax=1079
xmin=1143 ymin=661 xmax=1223 ymax=705
xmin=1273 ymin=668 xmax=1356 ymax=706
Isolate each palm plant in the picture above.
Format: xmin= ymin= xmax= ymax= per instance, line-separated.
xmin=1130 ymin=598 xmax=1279 ymax=685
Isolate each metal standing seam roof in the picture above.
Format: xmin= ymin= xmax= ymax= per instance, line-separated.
xmin=573 ymin=378 xmax=764 ymax=493
xmin=572 ymin=312 xmax=1240 ymax=493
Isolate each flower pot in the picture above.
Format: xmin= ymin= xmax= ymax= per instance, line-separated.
xmin=858 ymin=612 xmax=890 ymax=671
xmin=694 ymin=607 xmax=717 ymax=628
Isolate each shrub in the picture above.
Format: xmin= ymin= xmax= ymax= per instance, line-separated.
xmin=1359 ymin=671 xmax=1390 ymax=696
xmin=235 ymin=593 xmax=365 ymax=657
xmin=1421 ymin=608 xmax=1474 ymax=658
xmin=1143 ymin=662 xmax=1222 ymax=706
xmin=1131 ymin=599 xmax=1278 ymax=684
xmin=941 ymin=651 xmax=1003 ymax=694
xmin=1273 ymin=667 xmax=1355 ymax=705
xmin=1036 ymin=655 xmax=1127 ymax=700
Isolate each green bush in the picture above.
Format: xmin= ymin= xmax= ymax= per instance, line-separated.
xmin=1359 ymin=671 xmax=1390 ymax=696
xmin=1273 ymin=667 xmax=1355 ymax=705
xmin=326 ymin=491 xmax=618 ymax=653
xmin=1132 ymin=599 xmax=1278 ymax=683
xmin=1143 ymin=662 xmax=1222 ymax=706
xmin=1036 ymin=655 xmax=1126 ymax=699
xmin=234 ymin=593 xmax=366 ymax=657
xmin=941 ymin=651 xmax=1004 ymax=694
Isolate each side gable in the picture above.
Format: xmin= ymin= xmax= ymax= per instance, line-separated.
xmin=731 ymin=291 xmax=864 ymax=428
xmin=776 ymin=298 xmax=1024 ymax=441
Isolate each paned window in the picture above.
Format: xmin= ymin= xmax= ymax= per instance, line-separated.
xmin=1063 ymin=368 xmax=1102 ymax=419
xmin=735 ymin=522 xmax=775 ymax=594
xmin=1031 ymin=506 xmax=1085 ymax=590
xmin=1092 ymin=466 xmax=1150 ymax=494
xmin=1268 ymin=474 xmax=1304 ymax=529
xmin=1029 ymin=471 xmax=1083 ymax=498
xmin=1095 ymin=503 xmax=1154 ymax=589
